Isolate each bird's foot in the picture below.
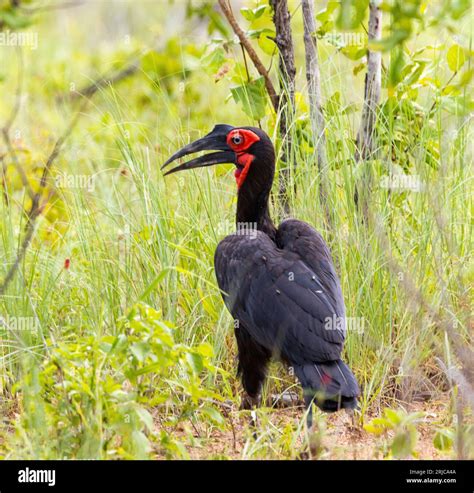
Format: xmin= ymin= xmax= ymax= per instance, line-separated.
xmin=240 ymin=393 xmax=260 ymax=439
xmin=239 ymin=392 xmax=260 ymax=410
xmin=345 ymin=408 xmax=363 ymax=436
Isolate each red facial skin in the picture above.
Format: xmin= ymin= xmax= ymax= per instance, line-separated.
xmin=226 ymin=129 xmax=260 ymax=189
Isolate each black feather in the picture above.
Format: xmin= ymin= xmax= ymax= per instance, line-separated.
xmin=214 ymin=220 xmax=360 ymax=415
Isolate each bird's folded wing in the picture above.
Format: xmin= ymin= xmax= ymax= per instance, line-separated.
xmin=214 ymin=230 xmax=345 ymax=364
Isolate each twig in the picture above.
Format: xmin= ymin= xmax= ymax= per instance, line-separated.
xmin=1 ymin=49 xmax=34 ymax=200
xmin=63 ymin=59 xmax=140 ymax=102
xmin=217 ymin=0 xmax=279 ymax=112
xmin=18 ymin=0 xmax=84 ymax=14
xmin=0 ymin=99 xmax=88 ymax=296
xmin=372 ymin=213 xmax=473 ymax=411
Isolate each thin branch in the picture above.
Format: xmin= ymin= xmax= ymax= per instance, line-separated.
xmin=301 ymin=0 xmax=332 ymax=229
xmin=63 ymin=58 xmax=140 ymax=102
xmin=3 ymin=53 xmax=23 ymax=133
xmin=0 ymin=99 xmax=88 ymax=296
xmin=18 ymin=0 xmax=84 ymax=14
xmin=217 ymin=0 xmax=279 ymax=112
xmin=1 ymin=49 xmax=34 ymax=200
xmin=372 ymin=213 xmax=473 ymax=411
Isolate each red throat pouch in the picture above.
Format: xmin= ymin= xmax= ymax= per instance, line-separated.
xmin=234 ymin=153 xmax=254 ymax=188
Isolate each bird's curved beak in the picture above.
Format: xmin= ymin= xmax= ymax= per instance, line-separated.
xmin=162 ymin=124 xmax=236 ymax=176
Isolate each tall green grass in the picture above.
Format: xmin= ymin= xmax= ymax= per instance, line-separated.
xmin=0 ymin=2 xmax=471 ymax=459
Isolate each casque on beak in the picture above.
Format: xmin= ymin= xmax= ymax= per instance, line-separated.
xmin=162 ymin=124 xmax=236 ymax=176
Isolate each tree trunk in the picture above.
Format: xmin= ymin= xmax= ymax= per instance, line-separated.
xmin=356 ymin=1 xmax=382 ymax=160
xmin=269 ymin=0 xmax=296 ymax=214
xmin=301 ymin=0 xmax=332 ymax=228
xmin=355 ymin=1 xmax=382 ymax=219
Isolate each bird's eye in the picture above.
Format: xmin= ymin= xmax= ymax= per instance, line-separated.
xmin=232 ymin=134 xmax=243 ymax=145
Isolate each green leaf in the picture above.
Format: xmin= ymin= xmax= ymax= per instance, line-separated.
xmin=241 ymin=5 xmax=267 ymax=22
xmin=391 ymin=430 xmax=417 ymax=458
xmin=353 ymin=62 xmax=366 ymax=76
xmin=130 ymin=342 xmax=150 ymax=362
xmin=135 ymin=407 xmax=154 ymax=432
xmin=317 ymin=20 xmax=335 ymax=37
xmin=0 ymin=10 xmax=32 ymax=29
xmin=433 ymin=429 xmax=454 ymax=451
xmin=384 ymin=408 xmax=402 ymax=426
xmin=186 ymin=352 xmax=204 ymax=373
xmin=369 ymin=29 xmax=410 ymax=53
xmin=316 ymin=1 xmax=339 ymax=22
xmin=230 ymin=77 xmax=267 ymax=121
xmin=363 ymin=423 xmax=383 ymax=435
xmin=258 ymin=30 xmax=276 ymax=55
xmin=363 ymin=417 xmax=390 ymax=435
xmin=341 ymin=45 xmax=366 ymax=61
xmin=196 ymin=342 xmax=214 ymax=358
xmin=201 ymin=46 xmax=226 ymax=73
xmin=404 ymin=62 xmax=426 ymax=86
xmin=388 ymin=46 xmax=406 ymax=90
xmin=240 ymin=7 xmax=253 ymax=21
xmin=252 ymin=5 xmax=268 ymax=19
xmin=200 ymin=406 xmax=224 ymax=425
xmin=325 ymin=91 xmax=342 ymax=116
xmin=456 ymin=68 xmax=474 ymax=87
xmin=447 ymin=45 xmax=466 ymax=72
xmin=131 ymin=430 xmax=152 ymax=459
xmin=337 ymin=0 xmax=369 ymax=30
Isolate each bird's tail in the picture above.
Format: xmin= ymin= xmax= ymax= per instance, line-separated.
xmin=293 ymin=359 xmax=359 ymax=413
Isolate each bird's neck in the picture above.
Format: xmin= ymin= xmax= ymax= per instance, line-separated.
xmin=236 ymin=187 xmax=277 ymax=240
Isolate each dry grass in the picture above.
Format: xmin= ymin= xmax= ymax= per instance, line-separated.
xmin=154 ymin=397 xmax=458 ymax=460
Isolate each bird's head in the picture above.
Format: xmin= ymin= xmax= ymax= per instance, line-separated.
xmin=162 ymin=124 xmax=275 ymax=191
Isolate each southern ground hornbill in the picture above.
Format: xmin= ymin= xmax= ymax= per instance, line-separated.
xmin=163 ymin=124 xmax=359 ymax=425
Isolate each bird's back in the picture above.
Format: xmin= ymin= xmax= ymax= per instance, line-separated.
xmin=214 ymin=221 xmax=347 ymax=363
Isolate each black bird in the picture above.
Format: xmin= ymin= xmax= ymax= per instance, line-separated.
xmin=163 ymin=124 xmax=359 ymax=425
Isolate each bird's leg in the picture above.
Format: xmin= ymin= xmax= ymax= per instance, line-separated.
xmin=304 ymin=394 xmax=314 ymax=429
xmin=240 ymin=392 xmax=261 ymax=411
xmin=234 ymin=325 xmax=271 ymax=436
xmin=239 ymin=384 xmax=263 ymax=435
xmin=239 ymin=392 xmax=260 ymax=437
